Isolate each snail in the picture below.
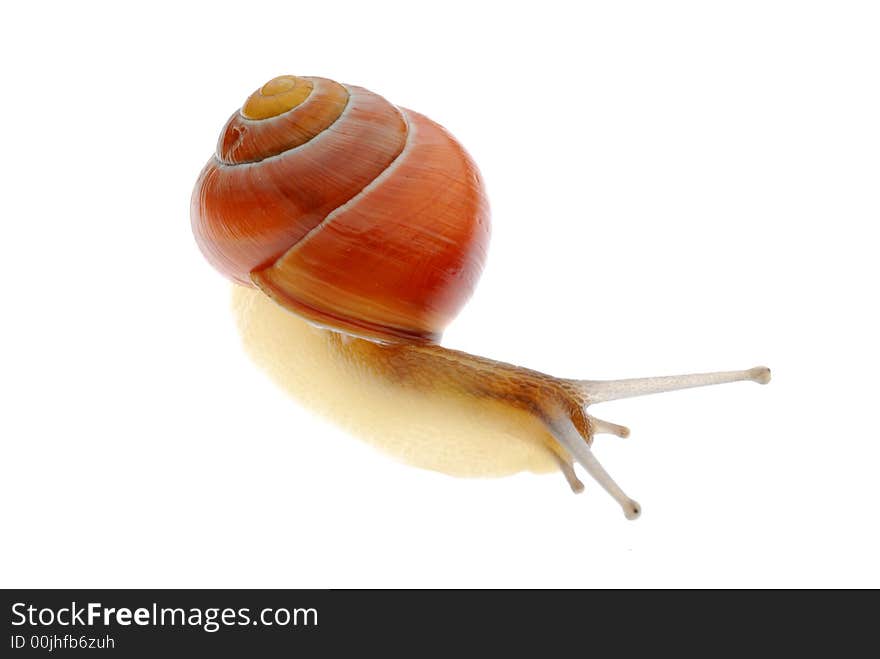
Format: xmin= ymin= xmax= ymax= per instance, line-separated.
xmin=191 ymin=74 xmax=770 ymax=519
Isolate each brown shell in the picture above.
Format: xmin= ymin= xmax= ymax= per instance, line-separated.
xmin=191 ymin=76 xmax=490 ymax=344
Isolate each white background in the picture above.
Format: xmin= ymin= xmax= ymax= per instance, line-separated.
xmin=1 ymin=1 xmax=878 ymax=588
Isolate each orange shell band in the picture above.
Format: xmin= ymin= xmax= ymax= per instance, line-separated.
xmin=218 ymin=77 xmax=349 ymax=165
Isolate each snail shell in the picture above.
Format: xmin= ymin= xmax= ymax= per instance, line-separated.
xmin=191 ymin=75 xmax=490 ymax=344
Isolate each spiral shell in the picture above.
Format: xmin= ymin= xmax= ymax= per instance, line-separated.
xmin=191 ymin=75 xmax=490 ymax=344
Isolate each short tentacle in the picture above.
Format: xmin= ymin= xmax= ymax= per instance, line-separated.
xmin=545 ymin=407 xmax=641 ymax=519
xmin=552 ymin=452 xmax=585 ymax=494
xmin=588 ymin=415 xmax=631 ymax=438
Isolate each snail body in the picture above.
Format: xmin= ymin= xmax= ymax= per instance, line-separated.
xmin=232 ymin=285 xmax=563 ymax=478
xmin=193 ymin=74 xmax=770 ymax=519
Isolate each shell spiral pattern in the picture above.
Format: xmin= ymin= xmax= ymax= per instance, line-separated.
xmin=191 ymin=75 xmax=491 ymax=344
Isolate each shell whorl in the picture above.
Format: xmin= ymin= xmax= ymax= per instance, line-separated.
xmin=191 ymin=75 xmax=490 ymax=344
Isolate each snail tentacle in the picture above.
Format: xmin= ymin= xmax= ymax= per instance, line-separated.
xmin=587 ymin=415 xmax=631 ymax=438
xmin=552 ymin=454 xmax=586 ymax=494
xmin=577 ymin=366 xmax=771 ymax=405
xmin=546 ymin=410 xmax=641 ymax=520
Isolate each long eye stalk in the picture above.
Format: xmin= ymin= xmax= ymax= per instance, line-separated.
xmin=548 ymin=366 xmax=771 ymax=519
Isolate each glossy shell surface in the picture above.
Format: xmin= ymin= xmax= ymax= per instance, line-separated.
xmin=191 ymin=76 xmax=490 ymax=343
